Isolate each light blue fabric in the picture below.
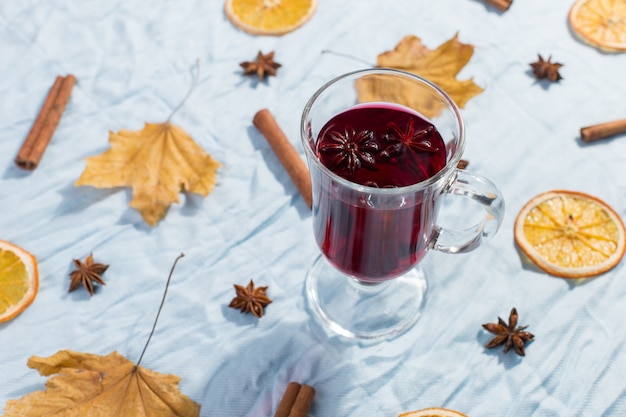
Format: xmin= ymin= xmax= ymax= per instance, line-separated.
xmin=2 ymin=1 xmax=626 ymax=416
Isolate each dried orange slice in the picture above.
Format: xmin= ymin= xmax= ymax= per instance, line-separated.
xmin=399 ymin=407 xmax=468 ymax=417
xmin=0 ymin=240 xmax=39 ymax=323
xmin=514 ymin=190 xmax=626 ymax=278
xmin=568 ymin=0 xmax=626 ymax=52
xmin=224 ymin=0 xmax=317 ymax=36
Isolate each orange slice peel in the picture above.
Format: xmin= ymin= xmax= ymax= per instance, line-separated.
xmin=0 ymin=240 xmax=39 ymax=323
xmin=224 ymin=0 xmax=317 ymax=36
xmin=514 ymin=190 xmax=626 ymax=278
xmin=568 ymin=0 xmax=626 ymax=52
xmin=399 ymin=407 xmax=468 ymax=417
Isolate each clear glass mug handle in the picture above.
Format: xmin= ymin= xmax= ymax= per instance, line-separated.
xmin=431 ymin=169 xmax=505 ymax=254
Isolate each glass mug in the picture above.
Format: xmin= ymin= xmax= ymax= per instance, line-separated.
xmin=300 ymin=68 xmax=505 ymax=340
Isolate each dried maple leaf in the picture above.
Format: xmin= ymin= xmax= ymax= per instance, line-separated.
xmin=75 ymin=122 xmax=221 ymax=226
xmin=356 ymin=34 xmax=484 ymax=117
xmin=2 ymin=349 xmax=200 ymax=416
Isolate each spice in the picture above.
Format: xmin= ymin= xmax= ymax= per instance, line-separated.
xmin=530 ymin=55 xmax=563 ymax=82
xmin=69 ymin=254 xmax=108 ymax=296
xmin=274 ymin=382 xmax=301 ymax=417
xmin=253 ymin=109 xmax=312 ymax=208
xmin=15 ymin=74 xmax=76 ymax=170
xmin=457 ymin=159 xmax=469 ymax=169
xmin=318 ymin=127 xmax=378 ymax=177
xmin=288 ymin=384 xmax=316 ymax=417
xmin=240 ymin=51 xmax=282 ymax=80
xmin=380 ymin=121 xmax=437 ymax=159
xmin=580 ymin=118 xmax=626 ymax=143
xmin=274 ymin=382 xmax=316 ymax=417
xmin=483 ymin=0 xmax=512 ymax=12
xmin=229 ymin=279 xmax=272 ymax=318
xmin=482 ymin=307 xmax=534 ymax=356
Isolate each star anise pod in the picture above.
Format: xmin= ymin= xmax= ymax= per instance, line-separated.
xmin=229 ymin=279 xmax=272 ymax=318
xmin=318 ymin=127 xmax=378 ymax=177
xmin=530 ymin=54 xmax=563 ymax=82
xmin=240 ymin=51 xmax=282 ymax=80
xmin=69 ymin=254 xmax=109 ymax=296
xmin=482 ymin=307 xmax=534 ymax=356
xmin=379 ymin=120 xmax=437 ymax=159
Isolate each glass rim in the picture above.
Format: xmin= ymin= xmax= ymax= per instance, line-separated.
xmin=300 ymin=67 xmax=466 ymax=194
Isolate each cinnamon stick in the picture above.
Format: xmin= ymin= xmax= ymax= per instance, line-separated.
xmin=15 ymin=74 xmax=76 ymax=170
xmin=287 ymin=384 xmax=316 ymax=417
xmin=580 ymin=118 xmax=626 ymax=143
xmin=274 ymin=382 xmax=302 ymax=417
xmin=484 ymin=0 xmax=512 ymax=12
xmin=253 ymin=109 xmax=313 ymax=208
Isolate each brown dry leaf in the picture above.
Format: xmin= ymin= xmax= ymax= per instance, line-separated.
xmin=356 ymin=34 xmax=484 ymax=117
xmin=75 ymin=122 xmax=220 ymax=227
xmin=2 ymin=350 xmax=200 ymax=417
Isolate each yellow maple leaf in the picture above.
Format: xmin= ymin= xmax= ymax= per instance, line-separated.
xmin=75 ymin=122 xmax=220 ymax=227
xmin=356 ymin=33 xmax=484 ymax=117
xmin=2 ymin=350 xmax=200 ymax=417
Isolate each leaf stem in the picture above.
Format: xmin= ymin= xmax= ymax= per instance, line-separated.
xmin=167 ymin=60 xmax=200 ymax=122
xmin=320 ymin=49 xmax=375 ymax=67
xmin=136 ymin=252 xmax=185 ymax=367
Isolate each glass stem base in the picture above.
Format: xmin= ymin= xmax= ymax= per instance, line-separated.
xmin=305 ymin=255 xmax=428 ymax=340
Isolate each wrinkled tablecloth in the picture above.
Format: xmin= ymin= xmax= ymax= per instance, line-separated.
xmin=2 ymin=1 xmax=626 ymax=416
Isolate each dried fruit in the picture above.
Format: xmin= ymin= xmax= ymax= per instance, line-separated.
xmin=399 ymin=407 xmax=468 ymax=417
xmin=317 ymin=128 xmax=378 ymax=177
xmin=240 ymin=50 xmax=282 ymax=80
xmin=0 ymin=240 xmax=38 ymax=323
xmin=530 ymin=54 xmax=563 ymax=82
xmin=229 ymin=279 xmax=272 ymax=318
xmin=225 ymin=0 xmax=317 ymax=36
xmin=568 ymin=0 xmax=626 ymax=52
xmin=483 ymin=307 xmax=534 ymax=356
xmin=69 ymin=254 xmax=109 ymax=296
xmin=514 ymin=190 xmax=626 ymax=278
xmin=75 ymin=122 xmax=221 ymax=227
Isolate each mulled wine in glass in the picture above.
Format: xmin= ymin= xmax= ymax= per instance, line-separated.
xmin=301 ymin=68 xmax=504 ymax=340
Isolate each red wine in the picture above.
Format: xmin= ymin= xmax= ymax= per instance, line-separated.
xmin=313 ymin=103 xmax=447 ymax=281
xmin=316 ymin=103 xmax=446 ymax=187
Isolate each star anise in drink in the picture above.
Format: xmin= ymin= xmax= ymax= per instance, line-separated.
xmin=482 ymin=307 xmax=534 ymax=356
xmin=240 ymin=51 xmax=282 ymax=80
xmin=317 ymin=127 xmax=378 ymax=176
xmin=229 ymin=279 xmax=272 ymax=318
xmin=530 ymin=54 xmax=563 ymax=82
xmin=379 ymin=120 xmax=437 ymax=159
xmin=69 ymin=254 xmax=109 ymax=296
